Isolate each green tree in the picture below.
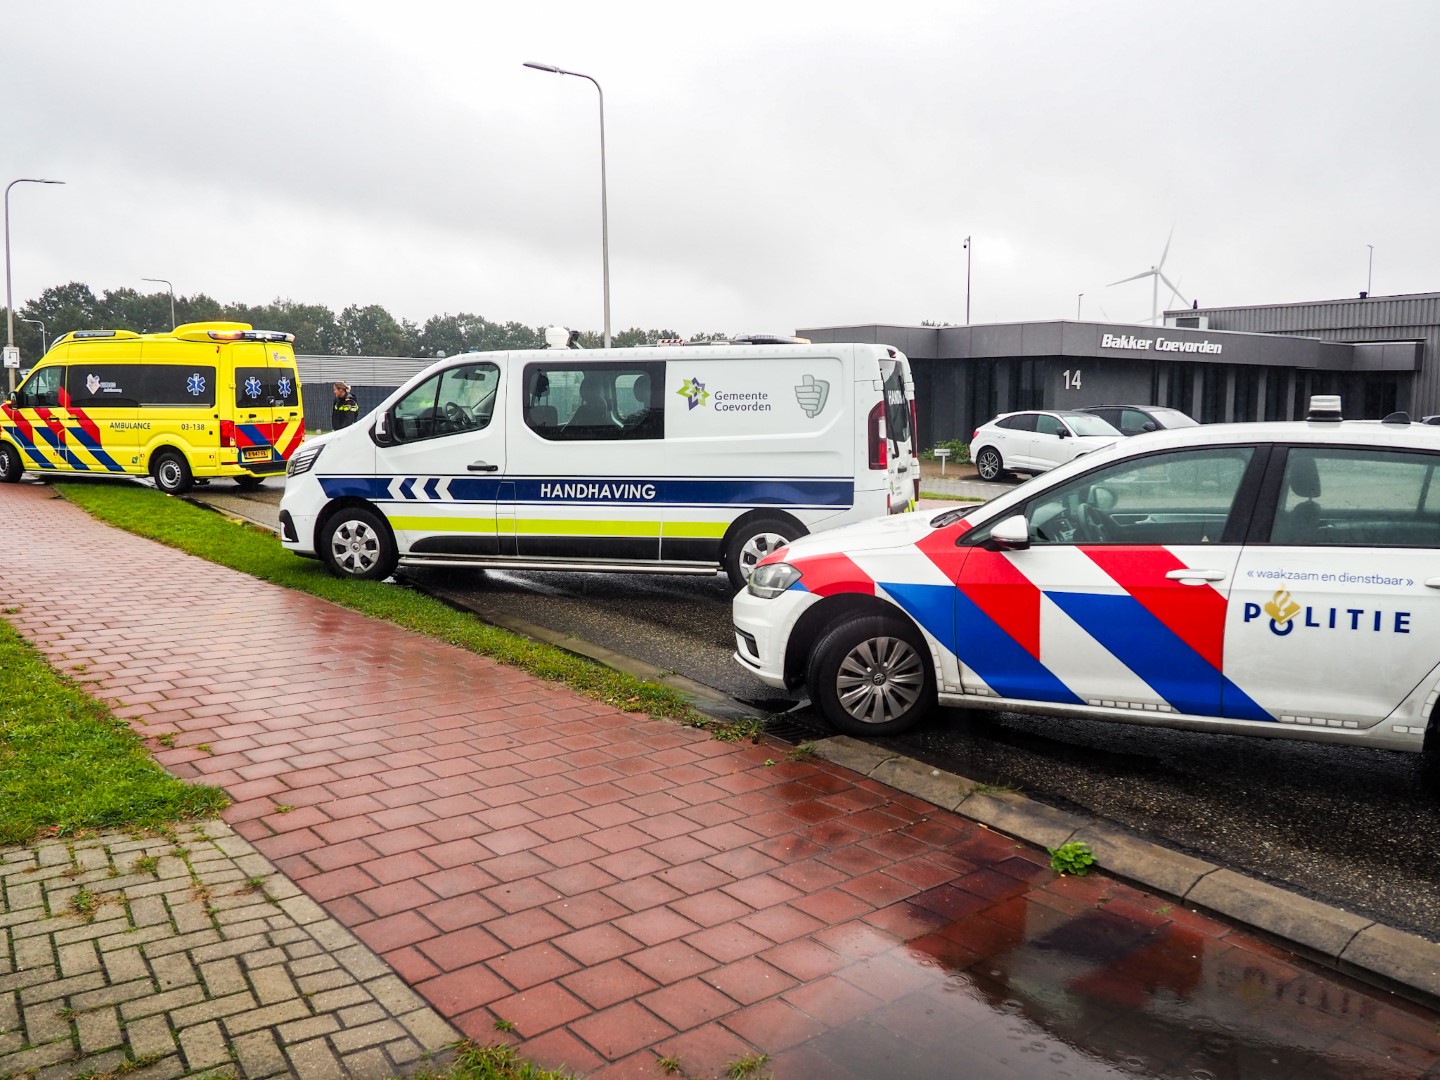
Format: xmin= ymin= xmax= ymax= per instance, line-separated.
xmin=336 ymin=304 xmax=418 ymax=356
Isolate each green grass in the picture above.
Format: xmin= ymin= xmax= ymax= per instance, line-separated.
xmin=0 ymin=621 xmax=228 ymax=844
xmin=919 ymin=491 xmax=984 ymax=502
xmin=419 ymin=1042 xmax=582 ymax=1080
xmin=55 ymin=482 xmax=696 ymax=723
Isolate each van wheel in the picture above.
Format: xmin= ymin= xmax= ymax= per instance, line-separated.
xmin=233 ymin=475 xmax=266 ymax=491
xmin=975 ymin=447 xmax=1006 ymax=482
xmin=807 ymin=612 xmax=934 ymax=737
xmin=321 ymin=507 xmax=398 ymax=581
xmin=0 ymin=442 xmax=21 ymax=483
xmin=151 ymin=450 xmax=193 ymax=495
xmin=725 ymin=516 xmax=801 ymax=592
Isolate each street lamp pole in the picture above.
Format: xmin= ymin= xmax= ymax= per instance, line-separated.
xmin=1366 ymin=244 xmax=1374 ymax=297
xmin=19 ymin=317 xmax=45 ymax=355
xmin=5 ymin=177 xmax=65 ymax=392
xmin=1077 ymin=293 xmax=1083 ymax=320
xmin=143 ymin=277 xmax=176 ymax=330
xmin=963 ymin=236 xmax=972 ymax=325
xmin=524 ymin=61 xmax=611 ymax=347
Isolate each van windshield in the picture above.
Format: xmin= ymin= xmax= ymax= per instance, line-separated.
xmin=880 ymin=361 xmax=911 ymax=444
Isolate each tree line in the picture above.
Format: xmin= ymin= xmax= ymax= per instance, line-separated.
xmin=2 ymin=281 xmax=731 ymax=361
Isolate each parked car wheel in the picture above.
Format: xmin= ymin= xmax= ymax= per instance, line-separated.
xmin=807 ymin=612 xmax=934 ymax=736
xmin=150 ymin=450 xmax=193 ymax=495
xmin=975 ymin=447 xmax=1006 ymax=482
xmin=320 ymin=506 xmax=398 ymax=581
xmin=233 ymin=474 xmax=266 ymax=490
xmin=0 ymin=441 xmax=21 ymax=483
xmin=725 ymin=516 xmax=802 ymax=592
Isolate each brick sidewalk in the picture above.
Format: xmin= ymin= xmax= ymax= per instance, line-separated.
xmin=0 ymin=823 xmax=456 ymax=1080
xmin=5 ymin=482 xmax=1440 ymax=1080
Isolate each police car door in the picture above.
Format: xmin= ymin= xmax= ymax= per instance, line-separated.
xmin=1226 ymin=445 xmax=1440 ymax=727
xmin=375 ymin=359 xmax=506 ymax=557
xmin=956 ymin=445 xmax=1262 ymax=718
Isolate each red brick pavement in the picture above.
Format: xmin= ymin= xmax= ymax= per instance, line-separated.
xmin=5 ymin=482 xmax=1440 ymax=1080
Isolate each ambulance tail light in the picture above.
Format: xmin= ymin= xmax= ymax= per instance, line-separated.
xmin=868 ymin=402 xmax=887 ymax=469
xmin=219 ymin=420 xmax=237 ymax=448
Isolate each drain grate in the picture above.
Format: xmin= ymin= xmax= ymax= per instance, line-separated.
xmin=763 ymin=713 xmax=831 ymax=745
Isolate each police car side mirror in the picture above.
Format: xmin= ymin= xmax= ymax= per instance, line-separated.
xmin=984 ymin=514 xmax=1030 ymax=552
xmin=370 ymin=411 xmax=394 ymax=447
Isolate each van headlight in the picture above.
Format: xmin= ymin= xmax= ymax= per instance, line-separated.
xmin=747 ymin=562 xmax=802 ymax=599
xmin=286 ymin=443 xmax=324 ymax=477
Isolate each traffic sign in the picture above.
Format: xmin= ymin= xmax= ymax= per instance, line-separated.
xmin=2 ymin=347 xmax=19 ymax=369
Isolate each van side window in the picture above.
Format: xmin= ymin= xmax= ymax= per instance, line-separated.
xmin=67 ymin=366 xmax=140 ymax=408
xmin=67 ymin=364 xmax=217 ymax=407
xmin=235 ymin=366 xmax=300 ymax=408
xmin=390 ymin=362 xmax=500 ymax=444
xmin=16 ymin=366 xmax=64 ymax=408
xmin=524 ymin=362 xmax=664 ymax=441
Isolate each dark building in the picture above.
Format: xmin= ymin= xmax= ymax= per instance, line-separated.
xmin=800 ymin=291 xmax=1434 ymax=446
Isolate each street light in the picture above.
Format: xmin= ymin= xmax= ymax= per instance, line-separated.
xmin=524 ymin=61 xmax=611 ymax=348
xmin=5 ymin=177 xmax=65 ymax=392
xmin=962 ymin=236 xmax=972 ymax=325
xmin=1366 ymin=244 xmax=1374 ymax=297
xmin=143 ymin=277 xmax=176 ymax=330
xmin=19 ymin=317 xmax=45 ymax=355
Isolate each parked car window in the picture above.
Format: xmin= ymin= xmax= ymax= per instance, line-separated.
xmin=1065 ymin=413 xmax=1123 ymax=437
xmin=390 ymin=362 xmax=500 ymax=444
xmin=1269 ymin=447 xmax=1440 ymax=547
xmin=1018 ymin=446 xmax=1254 ymax=546
xmin=1120 ymin=408 xmax=1155 ymax=434
xmin=1086 ymin=407 xmax=1120 ymax=427
xmin=997 ymin=413 xmax=1037 ymax=432
xmin=524 ymin=361 xmax=664 ymax=441
xmin=1035 ymin=414 xmax=1065 ymax=437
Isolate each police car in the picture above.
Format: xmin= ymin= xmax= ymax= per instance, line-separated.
xmin=733 ymin=397 xmax=1440 ymax=773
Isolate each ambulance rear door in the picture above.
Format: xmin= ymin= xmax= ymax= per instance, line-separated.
xmin=233 ymin=343 xmax=302 ymax=471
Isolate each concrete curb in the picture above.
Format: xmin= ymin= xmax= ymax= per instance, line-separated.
xmin=810 ymin=735 xmax=1440 ymax=1008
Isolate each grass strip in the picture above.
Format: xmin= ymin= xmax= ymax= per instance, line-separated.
xmin=420 ymin=1043 xmax=582 ymax=1080
xmin=0 ymin=619 xmax=229 ymax=844
xmin=55 ymin=481 xmax=696 ymax=723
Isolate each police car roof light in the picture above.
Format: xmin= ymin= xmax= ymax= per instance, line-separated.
xmin=1306 ymin=395 xmax=1343 ymax=422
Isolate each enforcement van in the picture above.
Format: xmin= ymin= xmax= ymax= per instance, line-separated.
xmin=0 ymin=322 xmax=304 ymax=494
xmin=279 ymin=341 xmax=918 ymax=590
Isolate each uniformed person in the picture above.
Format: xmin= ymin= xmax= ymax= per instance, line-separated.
xmin=331 ymin=381 xmax=359 ymax=430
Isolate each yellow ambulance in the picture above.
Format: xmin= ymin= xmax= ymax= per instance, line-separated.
xmin=0 ymin=322 xmax=304 ymax=493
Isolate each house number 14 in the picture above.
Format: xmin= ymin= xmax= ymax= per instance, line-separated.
xmin=1062 ymin=369 xmax=1082 ymax=390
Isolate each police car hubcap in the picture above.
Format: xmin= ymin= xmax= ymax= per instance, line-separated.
xmin=836 ymin=636 xmax=924 ymax=724
xmin=332 ymin=521 xmax=379 ymax=573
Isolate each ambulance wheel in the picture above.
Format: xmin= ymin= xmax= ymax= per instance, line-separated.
xmin=975 ymin=447 xmax=1006 ymax=482
xmin=151 ymin=450 xmax=193 ymax=495
xmin=0 ymin=442 xmax=21 ymax=483
xmin=233 ymin=474 xmax=266 ymax=490
xmin=725 ymin=516 xmax=801 ymax=592
xmin=808 ymin=612 xmax=934 ymax=737
xmin=320 ymin=506 xmax=398 ymax=581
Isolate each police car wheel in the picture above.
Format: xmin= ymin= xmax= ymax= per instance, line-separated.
xmin=725 ymin=517 xmax=799 ymax=592
xmin=808 ymin=613 xmax=933 ymax=737
xmin=151 ymin=450 xmax=193 ymax=495
xmin=0 ymin=442 xmax=20 ymax=483
xmin=976 ymin=448 xmax=1005 ymax=482
xmin=321 ymin=508 xmax=398 ymax=581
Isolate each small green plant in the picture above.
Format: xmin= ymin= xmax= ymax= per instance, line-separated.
xmin=656 ymin=1056 xmax=684 ymax=1076
xmin=1048 ymin=841 xmax=1096 ymax=877
xmin=195 ymin=744 xmax=213 ymax=755
xmin=725 ymin=1053 xmax=771 ymax=1079
xmin=1155 ymin=905 xmax=1173 ymax=915
xmin=786 ymin=742 xmax=816 ymax=761
xmin=493 ymin=1017 xmax=516 ymax=1033
xmin=925 ymin=439 xmax=971 ymax=465
xmin=69 ymin=887 xmax=101 ymax=922
xmin=763 ymin=758 xmax=776 ymax=766
xmin=272 ymin=804 xmax=295 ymax=814
xmin=132 ymin=856 xmax=160 ymax=876
xmin=58 ymin=1006 xmax=78 ymax=1021
xmin=155 ymin=733 xmax=176 ymax=748
xmin=241 ymin=874 xmax=267 ymax=893
xmin=3 ymin=605 xmax=20 ymax=614
xmin=969 ymin=780 xmax=1019 ymax=797
xmin=710 ymin=718 xmax=764 ymax=743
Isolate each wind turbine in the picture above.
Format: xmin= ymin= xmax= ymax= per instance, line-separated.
xmin=1109 ymin=228 xmax=1189 ymax=324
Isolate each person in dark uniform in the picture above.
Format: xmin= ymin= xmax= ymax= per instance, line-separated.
xmin=331 ymin=381 xmax=359 ymax=430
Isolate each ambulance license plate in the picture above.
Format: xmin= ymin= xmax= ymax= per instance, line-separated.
xmin=242 ymin=448 xmax=270 ymax=462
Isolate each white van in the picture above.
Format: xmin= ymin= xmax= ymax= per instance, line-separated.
xmin=279 ymin=342 xmax=918 ymax=590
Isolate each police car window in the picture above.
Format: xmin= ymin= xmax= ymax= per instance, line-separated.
xmin=1021 ymin=446 xmax=1254 ymax=546
xmin=524 ymin=361 xmax=664 ymax=441
xmin=392 ymin=375 xmax=440 ymax=442
xmin=1270 ymin=447 xmax=1440 ymax=548
xmin=391 ymin=363 xmax=499 ymax=444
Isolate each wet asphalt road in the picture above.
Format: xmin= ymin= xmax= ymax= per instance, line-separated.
xmin=197 ymin=479 xmax=1440 ymax=942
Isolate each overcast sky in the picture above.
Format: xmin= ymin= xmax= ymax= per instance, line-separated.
xmin=6 ymin=1 xmax=1437 ymax=338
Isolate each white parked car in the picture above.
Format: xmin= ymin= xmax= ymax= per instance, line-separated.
xmin=732 ymin=398 xmax=1440 ymax=779
xmin=971 ymin=410 xmax=1120 ymax=481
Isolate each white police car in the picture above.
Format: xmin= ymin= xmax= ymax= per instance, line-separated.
xmin=733 ymin=397 xmax=1440 ymax=774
